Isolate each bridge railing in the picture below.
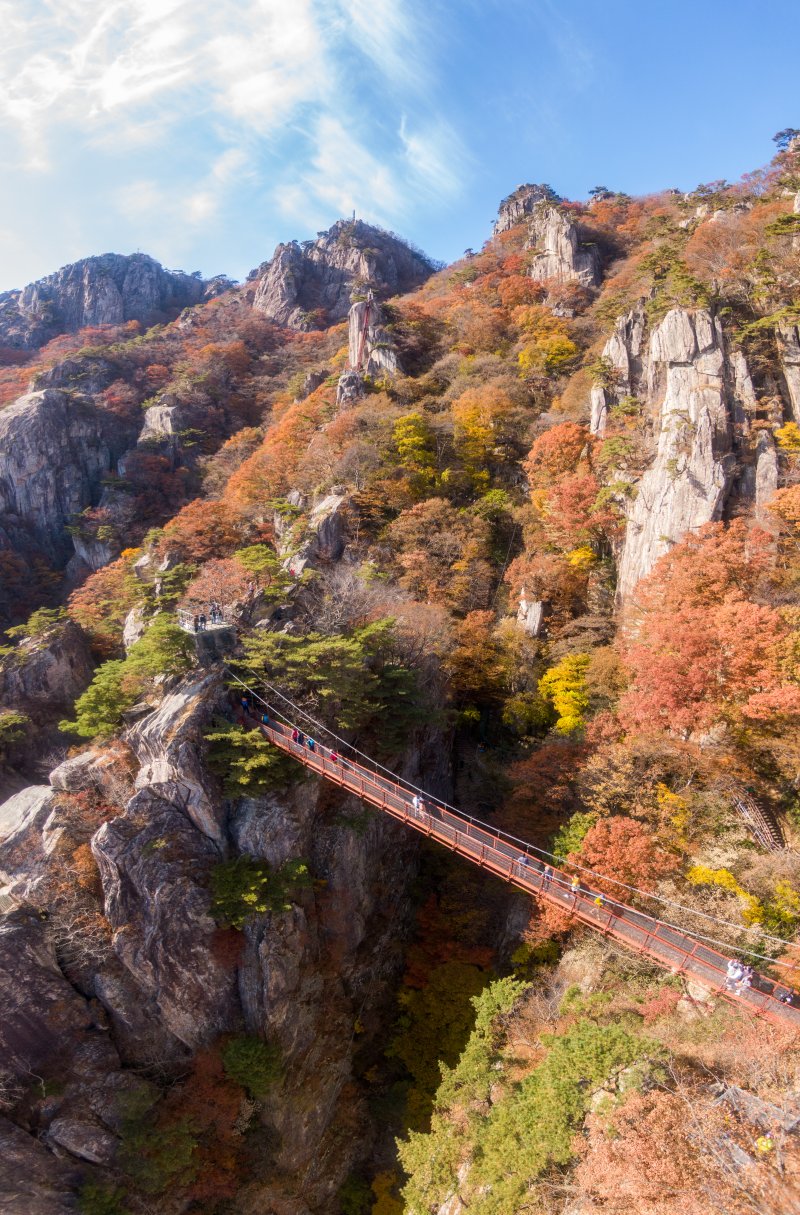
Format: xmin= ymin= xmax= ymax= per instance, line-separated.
xmin=252 ymin=712 xmax=800 ymax=1029
xmin=177 ymin=607 xmax=234 ymax=633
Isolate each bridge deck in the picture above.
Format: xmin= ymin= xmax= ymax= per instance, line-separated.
xmin=253 ymin=715 xmax=800 ymax=1029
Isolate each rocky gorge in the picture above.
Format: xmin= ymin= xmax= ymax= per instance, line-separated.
xmin=1 ymin=141 xmax=800 ymax=1214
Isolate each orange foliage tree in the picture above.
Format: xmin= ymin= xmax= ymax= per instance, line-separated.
xmin=617 ymin=521 xmax=800 ymax=736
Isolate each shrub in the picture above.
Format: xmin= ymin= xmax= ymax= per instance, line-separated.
xmin=552 ymin=811 xmax=598 ymax=860
xmin=210 ymin=855 xmax=311 ymax=929
xmin=60 ymin=614 xmax=194 ymax=740
xmin=6 ymin=606 xmax=66 ymax=641
xmin=124 ymin=612 xmax=194 ymax=680
xmin=204 ymin=718 xmax=298 ymax=794
xmin=0 ymin=710 xmax=28 ymax=758
xmin=59 ymin=660 xmax=137 ymax=739
xmin=221 ymin=1033 xmax=282 ymax=1098
xmin=77 ymin=1184 xmax=128 ymax=1215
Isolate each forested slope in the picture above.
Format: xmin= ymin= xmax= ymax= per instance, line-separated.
xmin=0 ymin=138 xmax=799 ymax=1214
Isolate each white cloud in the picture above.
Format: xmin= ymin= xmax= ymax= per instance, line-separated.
xmin=0 ymin=0 xmax=467 ymax=282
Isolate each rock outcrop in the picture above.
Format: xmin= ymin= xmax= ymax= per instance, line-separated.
xmin=0 ymin=619 xmax=94 ymax=721
xmin=527 ymin=205 xmax=601 ymax=288
xmin=251 ymin=219 xmax=433 ymax=329
xmin=516 ymin=590 xmax=545 ymax=637
xmin=590 ymin=305 xmax=646 ymax=436
xmin=279 ymin=492 xmax=349 ymax=575
xmin=616 ymin=308 xmax=736 ymax=600
xmin=0 ymin=389 xmax=137 ymax=560
xmin=348 ymin=297 xmax=399 ymax=377
xmin=336 ymin=369 xmax=365 ymax=406
xmin=0 ymin=253 xmax=206 ymax=351
xmin=124 ymin=671 xmax=226 ymax=842
xmin=92 ymin=788 xmax=236 ymax=1049
xmin=494 ymin=183 xmax=558 ymax=234
xmin=778 ymin=319 xmax=800 ymax=422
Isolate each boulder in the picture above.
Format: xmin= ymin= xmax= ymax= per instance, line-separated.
xmin=46 ymin=1116 xmax=117 ymax=1165
xmin=49 ymin=749 xmax=114 ymax=793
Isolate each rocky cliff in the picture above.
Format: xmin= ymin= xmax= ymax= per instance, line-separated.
xmin=0 ymin=666 xmax=441 ymax=1211
xmin=0 ymin=388 xmax=137 ymax=561
xmin=592 ymin=304 xmax=784 ymax=601
xmin=0 ymin=253 xmax=209 ymax=351
xmin=615 ymin=308 xmax=735 ymax=599
xmin=251 ymin=219 xmax=434 ymax=329
xmin=493 ymin=183 xmax=558 ymax=234
xmin=347 ymin=297 xmax=399 ymax=377
xmin=527 ymin=204 xmax=601 ymax=288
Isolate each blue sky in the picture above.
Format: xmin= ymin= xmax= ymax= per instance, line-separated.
xmin=0 ymin=0 xmax=798 ymax=291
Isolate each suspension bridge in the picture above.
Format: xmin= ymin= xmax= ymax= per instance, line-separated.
xmin=228 ymin=675 xmax=800 ymax=1029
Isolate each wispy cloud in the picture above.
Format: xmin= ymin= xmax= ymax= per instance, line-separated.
xmin=0 ymin=0 xmax=467 ymax=284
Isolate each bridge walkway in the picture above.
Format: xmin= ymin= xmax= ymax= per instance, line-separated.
xmin=244 ymin=709 xmax=800 ymax=1030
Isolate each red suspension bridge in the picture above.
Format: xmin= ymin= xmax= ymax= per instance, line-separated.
xmin=232 ymin=682 xmax=800 ymax=1030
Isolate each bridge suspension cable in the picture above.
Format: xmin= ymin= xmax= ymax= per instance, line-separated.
xmin=226 ymin=685 xmax=800 ymax=1025
xmin=225 ymin=665 xmax=800 ymax=960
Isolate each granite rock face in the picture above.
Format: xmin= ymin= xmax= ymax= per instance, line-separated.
xmin=528 ymin=205 xmax=601 ymax=288
xmin=124 ymin=671 xmax=226 ymax=842
xmin=347 ymin=298 xmax=399 ymax=377
xmin=0 ymin=388 xmax=137 ymax=560
xmin=0 ymin=620 xmax=94 ymax=721
xmin=91 ymin=789 xmax=236 ymax=1049
xmin=493 ymin=183 xmax=558 ymax=234
xmin=0 ymin=253 xmax=206 ymax=351
xmin=778 ymin=320 xmax=800 ymax=423
xmin=615 ymin=308 xmax=736 ymax=600
xmin=252 ymin=219 xmax=433 ymax=329
xmin=590 ymin=305 xmax=646 ymax=436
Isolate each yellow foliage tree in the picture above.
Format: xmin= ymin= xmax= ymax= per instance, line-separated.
xmin=538 ymin=653 xmax=591 ymax=735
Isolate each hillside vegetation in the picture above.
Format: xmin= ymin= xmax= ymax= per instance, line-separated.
xmin=1 ymin=137 xmax=800 ymax=1214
